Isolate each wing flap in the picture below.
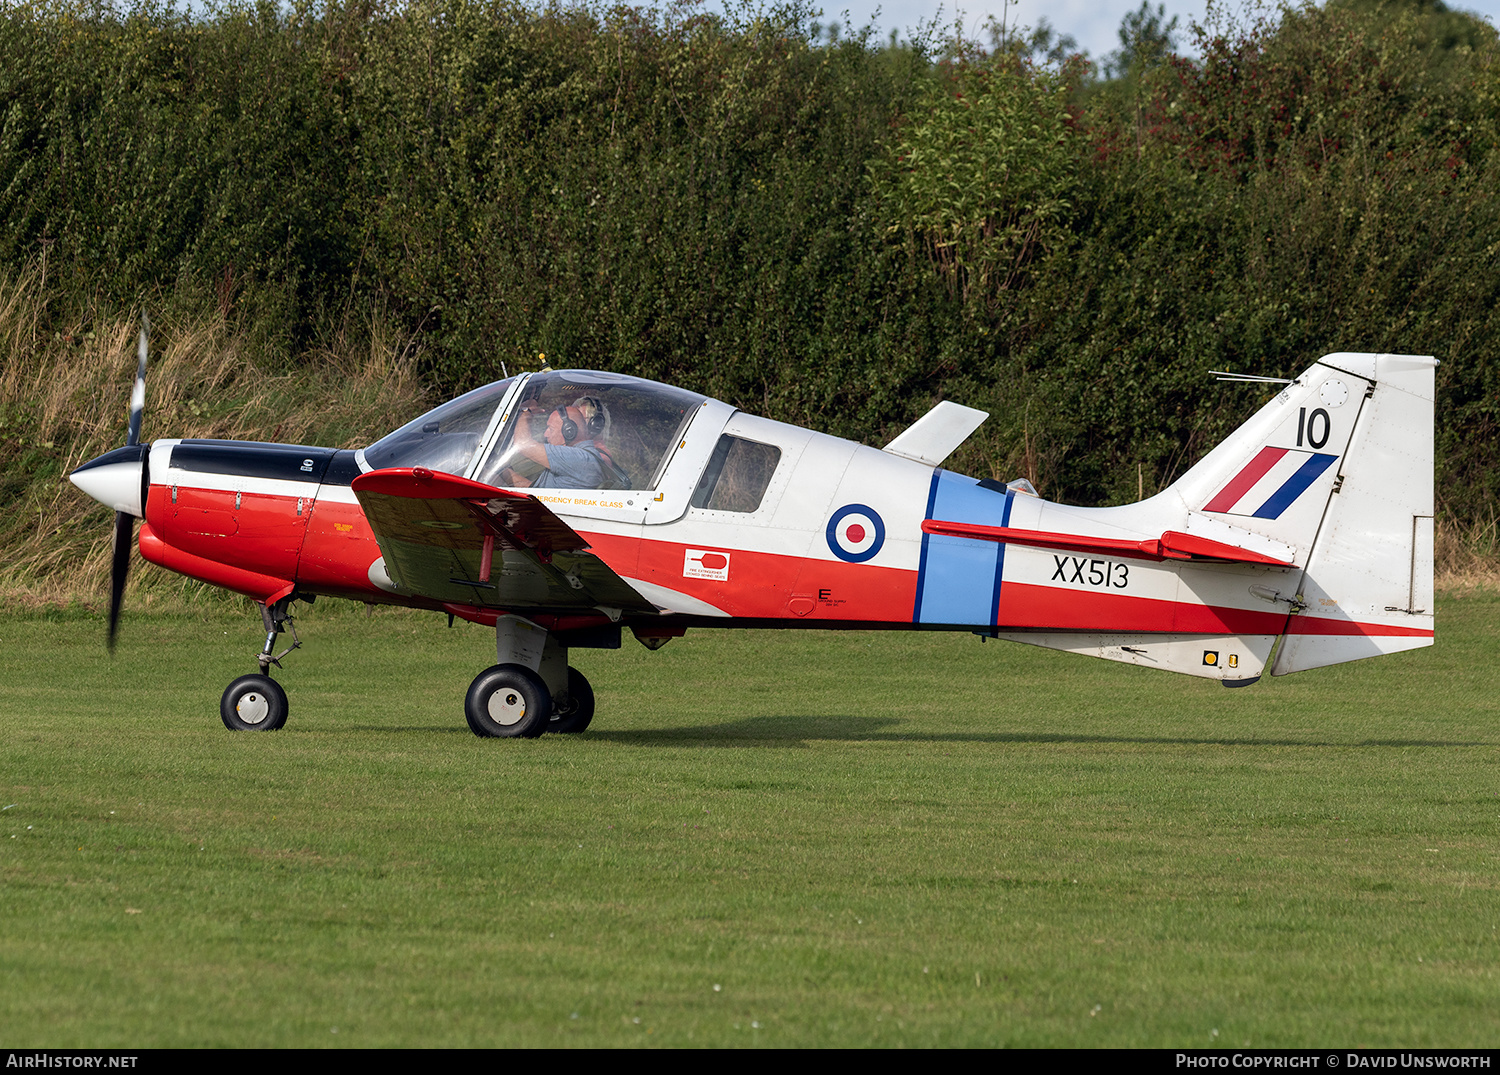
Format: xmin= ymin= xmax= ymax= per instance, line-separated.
xmin=351 ymin=467 xmax=655 ymax=612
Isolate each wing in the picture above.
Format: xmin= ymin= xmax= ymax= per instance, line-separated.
xmin=351 ymin=467 xmax=656 ymax=614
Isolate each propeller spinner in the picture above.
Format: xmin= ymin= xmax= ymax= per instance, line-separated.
xmin=69 ymin=314 xmax=150 ymax=651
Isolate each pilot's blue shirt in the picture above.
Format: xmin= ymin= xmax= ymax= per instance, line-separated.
xmin=534 ymin=441 xmax=609 ymax=489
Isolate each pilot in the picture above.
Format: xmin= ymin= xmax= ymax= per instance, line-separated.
xmin=509 ymin=395 xmax=628 ymax=489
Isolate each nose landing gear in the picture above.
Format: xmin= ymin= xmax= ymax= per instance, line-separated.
xmin=255 ymin=596 xmax=301 ymax=675
xmin=219 ymin=595 xmax=303 ymax=732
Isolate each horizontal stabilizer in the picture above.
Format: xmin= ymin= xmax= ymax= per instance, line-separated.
xmin=883 ymin=401 xmax=989 ymax=467
xmin=922 ymin=519 xmax=1293 ymax=566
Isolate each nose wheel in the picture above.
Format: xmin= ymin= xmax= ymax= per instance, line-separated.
xmin=219 ymin=595 xmax=303 ymax=731
xmin=221 ymin=674 xmax=289 ymax=731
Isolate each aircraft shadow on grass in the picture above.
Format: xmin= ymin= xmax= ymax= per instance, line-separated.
xmin=353 ymin=713 xmax=1488 ymax=750
xmin=589 ymin=720 xmax=1491 ymax=749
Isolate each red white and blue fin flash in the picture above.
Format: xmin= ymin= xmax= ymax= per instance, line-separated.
xmin=1203 ymin=447 xmax=1337 ymax=519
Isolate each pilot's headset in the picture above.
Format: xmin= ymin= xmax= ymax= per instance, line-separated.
xmin=558 ymin=396 xmax=608 ymax=444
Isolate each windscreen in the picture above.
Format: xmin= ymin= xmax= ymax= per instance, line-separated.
xmin=363 ymin=377 xmax=517 ymax=475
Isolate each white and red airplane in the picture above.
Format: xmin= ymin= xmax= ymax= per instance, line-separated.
xmin=71 ymin=329 xmax=1435 ymax=737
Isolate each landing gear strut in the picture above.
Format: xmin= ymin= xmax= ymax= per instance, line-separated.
xmin=466 ymin=614 xmax=598 ymax=738
xmin=220 ymin=594 xmax=304 ymax=732
xmin=256 ymin=596 xmax=301 ymax=674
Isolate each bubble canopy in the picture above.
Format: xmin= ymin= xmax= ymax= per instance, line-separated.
xmin=363 ymin=370 xmax=708 ymax=492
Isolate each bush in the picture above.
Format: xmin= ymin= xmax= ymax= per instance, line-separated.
xmin=1 ymin=0 xmax=1497 ymax=545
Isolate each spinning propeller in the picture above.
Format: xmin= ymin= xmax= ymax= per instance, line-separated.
xmin=70 ymin=314 xmax=151 ymax=652
xmin=109 ymin=316 xmax=150 ymax=649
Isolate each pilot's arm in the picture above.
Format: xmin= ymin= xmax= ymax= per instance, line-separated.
xmin=511 ymin=405 xmax=552 ymax=468
xmin=534 ymin=443 xmax=606 ymax=488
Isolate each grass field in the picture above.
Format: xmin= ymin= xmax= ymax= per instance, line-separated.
xmin=1 ymin=594 xmax=1497 ymax=1047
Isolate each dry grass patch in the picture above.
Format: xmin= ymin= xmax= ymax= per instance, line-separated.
xmin=1435 ymin=513 xmax=1500 ymax=593
xmin=0 ymin=264 xmax=431 ymax=606
xmin=4 ymin=259 xmax=1498 ymax=605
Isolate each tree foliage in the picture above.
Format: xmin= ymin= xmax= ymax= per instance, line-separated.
xmin=870 ymin=50 xmax=1078 ymax=310
xmin=2 ymin=0 xmax=1498 ymax=532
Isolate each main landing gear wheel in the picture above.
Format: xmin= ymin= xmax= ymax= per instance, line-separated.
xmin=549 ymin=667 xmax=595 ymax=735
xmin=221 ymin=674 xmax=289 ymax=731
xmin=466 ymin=664 xmax=551 ymax=738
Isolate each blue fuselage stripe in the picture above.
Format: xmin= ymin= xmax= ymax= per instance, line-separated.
xmin=911 ymin=470 xmax=943 ymax=622
xmin=1252 ymin=453 xmax=1337 ymax=519
xmin=989 ymin=491 xmax=1016 ymax=625
xmin=915 ymin=472 xmax=1014 ymax=626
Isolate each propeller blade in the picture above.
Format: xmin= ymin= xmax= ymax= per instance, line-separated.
xmin=107 ymin=509 xmax=132 ymax=653
xmin=109 ymin=311 xmax=148 ymax=651
xmin=126 ymin=313 xmax=148 ymax=447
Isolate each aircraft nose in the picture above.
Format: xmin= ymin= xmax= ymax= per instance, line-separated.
xmin=70 ymin=444 xmax=149 ymax=517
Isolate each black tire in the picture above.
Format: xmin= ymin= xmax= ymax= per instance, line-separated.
xmin=221 ymin=674 xmax=288 ymax=731
xmin=465 ymin=664 xmax=551 ymax=738
xmin=549 ymin=667 xmax=595 ymax=734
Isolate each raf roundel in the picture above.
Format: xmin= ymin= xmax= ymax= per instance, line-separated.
xmin=826 ymin=504 xmax=886 ymax=563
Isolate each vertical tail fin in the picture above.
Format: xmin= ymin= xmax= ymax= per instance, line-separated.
xmin=1165 ymin=352 xmax=1435 ymax=673
xmin=1269 ymin=354 xmax=1434 ymax=673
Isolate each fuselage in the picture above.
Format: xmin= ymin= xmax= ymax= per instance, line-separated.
xmin=131 ymin=389 xmax=1288 ymax=634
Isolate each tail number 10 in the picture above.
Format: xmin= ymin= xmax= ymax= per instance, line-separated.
xmin=1298 ymin=407 xmax=1331 ymax=449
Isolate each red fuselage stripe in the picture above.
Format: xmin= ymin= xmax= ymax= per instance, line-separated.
xmin=1283 ymin=618 xmax=1433 ymax=638
xmin=1202 ymin=446 xmax=1286 ymax=514
xmin=998 ymin=581 xmax=1290 ymax=635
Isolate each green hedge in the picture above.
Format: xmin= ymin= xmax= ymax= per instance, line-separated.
xmin=2 ymin=0 xmax=1497 ymax=527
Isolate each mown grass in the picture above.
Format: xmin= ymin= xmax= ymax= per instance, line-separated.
xmin=1 ymin=593 xmax=1497 ymax=1047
